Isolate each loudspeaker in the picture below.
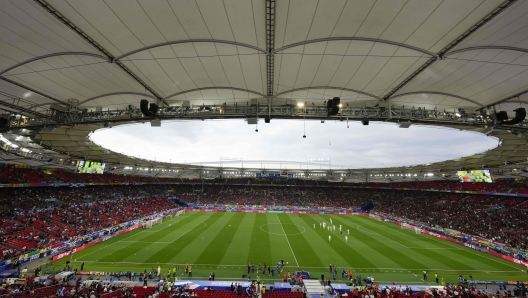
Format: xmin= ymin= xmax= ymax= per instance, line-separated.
xmin=140 ymin=100 xmax=158 ymax=117
xmin=140 ymin=100 xmax=150 ymax=115
xmin=265 ymin=117 xmax=270 ymax=123
xmin=362 ymin=120 xmax=369 ymax=126
xmin=327 ymin=97 xmax=340 ymax=116
xmin=495 ymin=111 xmax=508 ymax=122
xmin=149 ymin=103 xmax=158 ymax=115
xmin=501 ymin=108 xmax=526 ymax=125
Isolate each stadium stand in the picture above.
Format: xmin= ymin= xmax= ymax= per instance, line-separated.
xmin=1 ymin=165 xmax=527 ymax=263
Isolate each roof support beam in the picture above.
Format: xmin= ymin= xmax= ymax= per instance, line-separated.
xmin=77 ymin=92 xmax=158 ymax=106
xmin=388 ymin=91 xmax=485 ymax=107
xmin=444 ymin=45 xmax=528 ymax=57
xmin=275 ymin=37 xmax=438 ymax=57
xmin=275 ymin=86 xmax=380 ymax=100
xmin=0 ymin=99 xmax=50 ymax=118
xmin=164 ymin=87 xmax=266 ymax=101
xmin=381 ymin=0 xmax=518 ymax=101
xmin=115 ymin=40 xmax=266 ymax=61
xmin=0 ymin=52 xmax=107 ymax=76
xmin=0 ymin=77 xmax=66 ymax=105
xmin=266 ymin=0 xmax=275 ymax=97
xmin=34 ymin=0 xmax=168 ymax=107
xmin=484 ymin=87 xmax=528 ymax=108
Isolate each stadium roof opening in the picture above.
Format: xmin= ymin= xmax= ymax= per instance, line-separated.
xmin=90 ymin=120 xmax=497 ymax=169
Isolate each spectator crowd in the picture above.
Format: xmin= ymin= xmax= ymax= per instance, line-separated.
xmin=0 ymin=165 xmax=527 ymax=264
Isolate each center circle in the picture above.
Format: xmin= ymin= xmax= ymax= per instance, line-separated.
xmin=260 ymin=223 xmax=306 ymax=235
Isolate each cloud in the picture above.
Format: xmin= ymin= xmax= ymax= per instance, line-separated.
xmin=90 ymin=120 xmax=498 ymax=169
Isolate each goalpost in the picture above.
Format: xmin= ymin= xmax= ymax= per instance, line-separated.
xmin=144 ymin=218 xmax=162 ymax=229
xmin=401 ymin=222 xmax=422 ymax=234
xmin=369 ymin=213 xmax=382 ymax=221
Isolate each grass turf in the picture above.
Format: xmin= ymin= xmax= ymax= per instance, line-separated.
xmin=52 ymin=212 xmax=528 ymax=284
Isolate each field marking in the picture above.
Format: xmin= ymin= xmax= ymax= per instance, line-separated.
xmin=75 ymin=214 xmax=193 ymax=261
xmin=276 ymin=214 xmax=299 ymax=267
xmin=406 ymin=247 xmax=460 ymax=250
xmin=260 ymin=223 xmax=306 ymax=236
xmin=371 ymin=217 xmax=525 ymax=272
xmin=119 ymin=241 xmax=173 ymax=244
xmin=355 ymin=224 xmax=414 ymax=249
xmin=348 ymin=217 xmax=463 ymax=252
xmin=186 ymin=222 xmax=207 ymax=231
xmin=66 ymin=260 xmax=521 ymax=273
xmin=167 ymin=215 xmax=212 ymax=244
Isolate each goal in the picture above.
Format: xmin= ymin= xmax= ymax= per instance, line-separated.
xmin=144 ymin=218 xmax=162 ymax=229
xmin=369 ymin=213 xmax=382 ymax=221
xmin=401 ymin=222 xmax=422 ymax=234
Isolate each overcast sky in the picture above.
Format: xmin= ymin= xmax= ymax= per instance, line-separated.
xmin=90 ymin=120 xmax=498 ymax=169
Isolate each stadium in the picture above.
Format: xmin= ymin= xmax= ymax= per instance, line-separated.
xmin=0 ymin=0 xmax=528 ymax=298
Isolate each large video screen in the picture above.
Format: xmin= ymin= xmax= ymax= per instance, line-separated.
xmin=76 ymin=160 xmax=106 ymax=174
xmin=457 ymin=170 xmax=493 ymax=183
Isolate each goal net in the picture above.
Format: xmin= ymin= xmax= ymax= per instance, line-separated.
xmin=144 ymin=218 xmax=162 ymax=229
xmin=401 ymin=222 xmax=421 ymax=234
xmin=369 ymin=213 xmax=382 ymax=221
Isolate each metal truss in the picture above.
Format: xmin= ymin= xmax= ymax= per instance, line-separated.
xmin=3 ymin=104 xmax=528 ymax=132
xmin=382 ymin=0 xmax=518 ymax=101
xmin=266 ymin=0 xmax=275 ymax=98
xmin=0 ymin=139 xmax=74 ymax=165
xmin=34 ymin=0 xmax=166 ymax=106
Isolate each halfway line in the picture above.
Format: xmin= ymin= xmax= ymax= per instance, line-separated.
xmin=276 ymin=214 xmax=299 ymax=267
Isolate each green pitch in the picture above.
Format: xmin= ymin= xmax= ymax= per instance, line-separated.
xmin=53 ymin=212 xmax=527 ymax=284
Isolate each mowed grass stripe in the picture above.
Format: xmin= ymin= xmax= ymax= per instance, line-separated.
xmin=170 ymin=213 xmax=236 ymax=265
xmin=221 ymin=213 xmax=255 ymax=265
xmin=327 ymin=216 xmax=427 ymax=270
xmin=247 ymin=214 xmax=273 ymax=272
xmin=298 ymin=215 xmax=379 ymax=268
xmin=278 ymin=214 xmax=343 ymax=268
xmin=112 ymin=213 xmax=210 ymax=263
xmin=265 ymin=215 xmax=299 ymax=270
xmin=76 ymin=214 xmax=195 ymax=262
xmin=51 ymin=213 xmax=528 ymax=283
xmin=132 ymin=213 xmax=201 ymax=242
xmin=352 ymin=217 xmax=492 ymax=270
xmin=345 ymin=216 xmax=476 ymax=271
xmin=193 ymin=213 xmax=244 ymax=265
xmin=355 ymin=216 xmax=523 ymax=272
xmin=141 ymin=213 xmax=221 ymax=264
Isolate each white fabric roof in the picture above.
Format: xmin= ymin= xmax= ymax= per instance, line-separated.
xmin=0 ymin=0 xmax=526 ymax=111
xmin=1 ymin=0 xmax=528 ymax=172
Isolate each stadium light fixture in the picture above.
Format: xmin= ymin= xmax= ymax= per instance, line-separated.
xmin=297 ymin=102 xmax=304 ymax=107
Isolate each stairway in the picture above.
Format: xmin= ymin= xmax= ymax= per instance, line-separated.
xmin=303 ymin=279 xmax=328 ymax=296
